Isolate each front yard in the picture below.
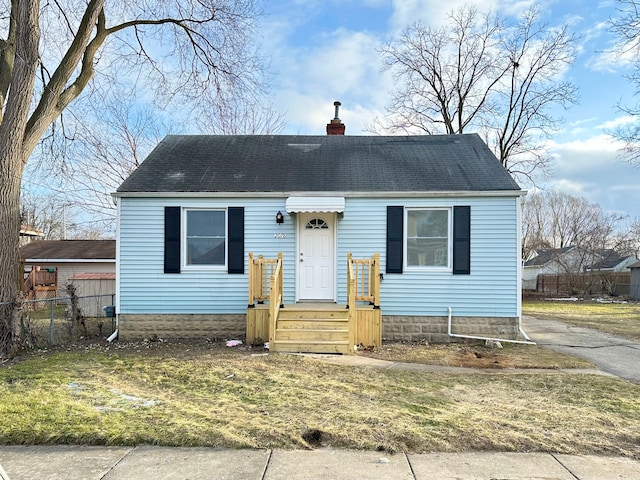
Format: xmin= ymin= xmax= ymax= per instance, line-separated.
xmin=1 ymin=339 xmax=639 ymax=458
xmin=522 ymin=298 xmax=640 ymax=341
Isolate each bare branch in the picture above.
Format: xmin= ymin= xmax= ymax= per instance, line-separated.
xmin=609 ymin=0 xmax=640 ymax=166
xmin=375 ymin=5 xmax=578 ymax=183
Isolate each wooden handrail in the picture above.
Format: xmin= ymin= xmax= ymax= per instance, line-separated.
xmin=348 ymin=253 xmax=380 ymax=307
xmin=347 ymin=255 xmax=356 ymax=353
xmin=268 ymin=255 xmax=283 ymax=348
xmin=248 ymin=252 xmax=282 ymax=306
xmin=22 ymin=266 xmax=58 ymax=295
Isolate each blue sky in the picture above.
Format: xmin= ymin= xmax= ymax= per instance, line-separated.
xmin=257 ymin=0 xmax=640 ymax=221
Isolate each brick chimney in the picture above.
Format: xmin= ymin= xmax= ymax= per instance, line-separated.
xmin=326 ymin=101 xmax=345 ymax=135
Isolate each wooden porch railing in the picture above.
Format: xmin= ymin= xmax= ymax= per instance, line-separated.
xmin=248 ymin=252 xmax=283 ymax=306
xmin=268 ymin=256 xmax=284 ymax=348
xmin=22 ymin=266 xmax=58 ymax=296
xmin=347 ymin=253 xmax=380 ymax=308
xmin=347 ymin=257 xmax=357 ymax=353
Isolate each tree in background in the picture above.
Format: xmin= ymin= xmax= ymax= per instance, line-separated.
xmin=522 ymin=190 xmax=629 ymax=262
xmin=22 ymin=72 xmax=285 ymax=238
xmin=0 ymin=0 xmax=267 ymax=355
xmin=375 ymin=6 xmax=578 ymax=183
xmin=610 ymin=0 xmax=640 ymax=166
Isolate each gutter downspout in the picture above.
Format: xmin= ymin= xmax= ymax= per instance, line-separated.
xmin=107 ymin=322 xmax=118 ymax=343
xmin=447 ymin=307 xmax=536 ymax=345
xmin=107 ymin=193 xmax=121 ymax=343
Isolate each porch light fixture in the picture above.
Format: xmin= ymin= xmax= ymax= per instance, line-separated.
xmin=275 ymin=211 xmax=284 ymax=224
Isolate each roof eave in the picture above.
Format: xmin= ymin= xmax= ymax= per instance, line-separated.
xmin=113 ymin=190 xmax=525 ymax=199
xmin=22 ymin=258 xmax=115 ymax=263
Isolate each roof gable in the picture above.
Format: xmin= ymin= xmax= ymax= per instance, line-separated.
xmin=116 ymin=134 xmax=521 ymax=194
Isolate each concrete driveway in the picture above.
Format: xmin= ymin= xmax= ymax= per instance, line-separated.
xmin=522 ymin=315 xmax=640 ymax=383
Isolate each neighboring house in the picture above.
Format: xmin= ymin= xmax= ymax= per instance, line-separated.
xmin=20 ymin=240 xmax=116 ymax=298
xmin=585 ymin=250 xmax=639 ymax=272
xmin=522 ymin=246 xmax=584 ymax=290
xmin=523 ymin=246 xmax=637 ymax=293
xmin=114 ymin=110 xmax=524 ymax=351
xmin=19 ymin=224 xmax=44 ymax=246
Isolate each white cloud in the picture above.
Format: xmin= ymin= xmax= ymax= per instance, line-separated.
xmin=569 ymin=117 xmax=597 ymax=127
xmin=544 ymin=134 xmax=640 ymax=218
xmin=388 ymin=0 xmax=552 ymax=32
xmin=267 ymin=25 xmax=392 ymax=134
xmin=596 ymin=115 xmax=638 ymax=130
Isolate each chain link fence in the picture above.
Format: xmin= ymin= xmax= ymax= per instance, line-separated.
xmin=1 ymin=294 xmax=116 ymax=348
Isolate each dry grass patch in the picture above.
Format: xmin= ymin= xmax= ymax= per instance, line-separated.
xmin=523 ymin=299 xmax=640 ymax=341
xmin=358 ymin=342 xmax=594 ymax=369
xmin=1 ymin=340 xmax=639 ymax=458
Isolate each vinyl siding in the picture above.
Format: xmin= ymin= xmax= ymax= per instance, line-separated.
xmin=119 ymin=195 xmax=520 ymax=318
xmin=118 ymin=198 xmax=296 ymax=314
xmin=335 ymin=197 xmax=519 ymax=317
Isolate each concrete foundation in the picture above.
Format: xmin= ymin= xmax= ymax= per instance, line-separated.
xmin=117 ymin=313 xmax=519 ymax=344
xmin=118 ymin=314 xmax=246 ymax=341
xmin=382 ymin=315 xmax=519 ymax=343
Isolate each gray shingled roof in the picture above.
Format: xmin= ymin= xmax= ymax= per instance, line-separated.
xmin=20 ymin=240 xmax=116 ymax=260
xmin=524 ymin=247 xmax=575 ymax=267
xmin=116 ymin=134 xmax=521 ymax=194
xmin=587 ymin=250 xmax=636 ymax=270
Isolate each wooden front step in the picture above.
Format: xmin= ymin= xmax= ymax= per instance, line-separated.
xmin=271 ymin=340 xmax=349 ymax=354
xmin=276 ymin=328 xmax=348 ymax=342
xmin=247 ymin=303 xmax=380 ymax=355
xmin=270 ymin=304 xmax=350 ymax=354
xmin=277 ymin=319 xmax=348 ymax=330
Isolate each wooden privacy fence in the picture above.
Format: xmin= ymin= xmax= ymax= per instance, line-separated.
xmin=536 ymin=272 xmax=631 ymax=296
xmin=248 ymin=252 xmax=283 ymax=305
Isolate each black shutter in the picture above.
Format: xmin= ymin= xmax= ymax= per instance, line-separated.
xmin=386 ymin=206 xmax=404 ymax=274
xmin=164 ymin=206 xmax=181 ymax=274
xmin=227 ymin=207 xmax=244 ymax=274
xmin=453 ymin=206 xmax=471 ymax=275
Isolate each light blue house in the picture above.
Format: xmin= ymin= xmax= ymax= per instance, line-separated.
xmin=114 ymin=120 xmax=524 ymax=351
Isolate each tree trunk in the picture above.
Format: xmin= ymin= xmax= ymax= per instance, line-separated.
xmin=0 ymin=1 xmax=40 ymax=355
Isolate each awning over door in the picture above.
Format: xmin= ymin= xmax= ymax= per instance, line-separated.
xmin=285 ymin=196 xmax=345 ymax=213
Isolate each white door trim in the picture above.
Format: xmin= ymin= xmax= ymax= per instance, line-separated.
xmin=296 ymin=212 xmax=337 ymax=302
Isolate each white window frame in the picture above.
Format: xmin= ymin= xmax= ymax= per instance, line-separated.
xmin=404 ymin=207 xmax=452 ymax=271
xmin=182 ymin=208 xmax=227 ymax=270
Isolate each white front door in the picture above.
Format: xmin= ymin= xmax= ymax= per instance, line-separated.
xmin=298 ymin=212 xmax=335 ymax=301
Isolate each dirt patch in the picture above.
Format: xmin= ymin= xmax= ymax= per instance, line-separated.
xmin=5 ymin=336 xmax=591 ymax=370
xmin=357 ymin=341 xmax=593 ymax=369
xmin=3 ymin=337 xmax=264 ymax=365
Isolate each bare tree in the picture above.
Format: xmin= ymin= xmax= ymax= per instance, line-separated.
xmin=610 ymin=216 xmax=640 ymax=258
xmin=0 ymin=0 xmax=265 ymax=354
xmin=22 ymin=80 xmax=286 ymax=236
xmin=375 ymin=5 xmax=578 ymax=183
xmin=195 ymin=82 xmax=286 ymax=134
xmin=523 ymin=190 xmax=624 ymax=261
xmin=523 ymin=190 xmax=628 ymax=295
xmin=610 ymin=0 xmax=640 ymax=166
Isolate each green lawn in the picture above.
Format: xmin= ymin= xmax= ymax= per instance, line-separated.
xmin=1 ymin=342 xmax=639 ymax=458
xmin=523 ymin=299 xmax=640 ymax=342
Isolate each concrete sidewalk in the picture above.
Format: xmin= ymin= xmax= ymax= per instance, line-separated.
xmin=1 ymin=446 xmax=639 ymax=480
